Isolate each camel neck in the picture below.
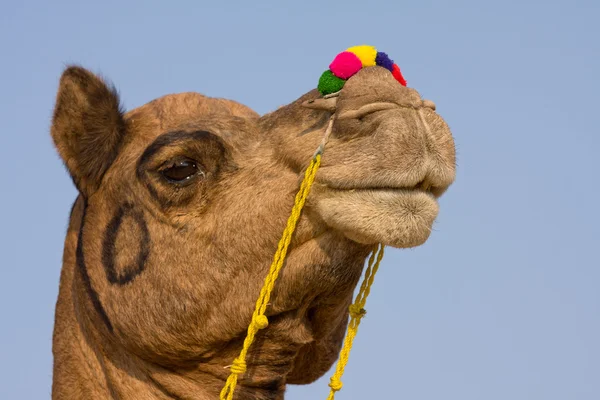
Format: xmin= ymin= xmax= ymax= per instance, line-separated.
xmin=54 ymin=291 xmax=285 ymax=399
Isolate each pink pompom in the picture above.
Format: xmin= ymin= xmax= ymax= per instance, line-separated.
xmin=329 ymin=51 xmax=363 ymax=79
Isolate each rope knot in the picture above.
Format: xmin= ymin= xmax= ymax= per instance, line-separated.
xmin=348 ymin=304 xmax=366 ymax=318
xmin=329 ymin=377 xmax=343 ymax=392
xmin=230 ymin=358 xmax=247 ymax=375
xmin=252 ymin=315 xmax=269 ymax=330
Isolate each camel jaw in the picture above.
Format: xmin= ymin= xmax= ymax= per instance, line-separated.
xmin=311 ymin=186 xmax=439 ymax=249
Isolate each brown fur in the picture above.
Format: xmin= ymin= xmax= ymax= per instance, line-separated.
xmin=51 ymin=65 xmax=456 ymax=399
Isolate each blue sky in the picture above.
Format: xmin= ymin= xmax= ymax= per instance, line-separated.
xmin=1 ymin=0 xmax=598 ymax=399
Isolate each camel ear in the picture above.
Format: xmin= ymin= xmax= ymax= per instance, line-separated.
xmin=51 ymin=66 xmax=126 ymax=196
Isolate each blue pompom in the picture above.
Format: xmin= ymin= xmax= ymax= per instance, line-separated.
xmin=375 ymin=52 xmax=394 ymax=72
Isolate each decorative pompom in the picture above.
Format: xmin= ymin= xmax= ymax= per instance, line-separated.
xmin=346 ymin=45 xmax=377 ymax=67
xmin=318 ymin=70 xmax=346 ymax=95
xmin=375 ymin=52 xmax=394 ymax=72
xmin=392 ymin=64 xmax=407 ymax=86
xmin=316 ymin=46 xmax=408 ymax=95
xmin=329 ymin=51 xmax=363 ymax=79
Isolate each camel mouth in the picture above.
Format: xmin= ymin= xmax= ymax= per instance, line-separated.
xmin=331 ymin=184 xmax=433 ymax=194
xmin=319 ymin=180 xmax=445 ymax=199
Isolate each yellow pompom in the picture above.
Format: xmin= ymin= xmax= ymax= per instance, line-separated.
xmin=346 ymin=45 xmax=377 ymax=67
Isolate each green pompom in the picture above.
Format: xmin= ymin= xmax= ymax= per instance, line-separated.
xmin=318 ymin=70 xmax=345 ymax=95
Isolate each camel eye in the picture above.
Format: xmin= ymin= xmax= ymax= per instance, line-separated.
xmin=161 ymin=159 xmax=201 ymax=184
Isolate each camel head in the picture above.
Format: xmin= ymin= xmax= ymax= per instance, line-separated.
xmin=50 ymin=54 xmax=455 ymax=398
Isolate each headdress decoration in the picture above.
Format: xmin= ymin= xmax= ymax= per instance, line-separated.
xmin=317 ymin=45 xmax=407 ymax=95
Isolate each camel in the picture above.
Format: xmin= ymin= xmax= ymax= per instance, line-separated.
xmin=50 ymin=62 xmax=456 ymax=399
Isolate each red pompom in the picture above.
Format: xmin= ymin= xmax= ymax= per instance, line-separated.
xmin=392 ymin=64 xmax=407 ymax=86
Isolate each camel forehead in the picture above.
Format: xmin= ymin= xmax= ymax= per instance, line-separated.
xmin=125 ymin=92 xmax=259 ymax=133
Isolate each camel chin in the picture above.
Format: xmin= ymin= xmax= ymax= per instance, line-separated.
xmin=313 ymin=188 xmax=439 ymax=249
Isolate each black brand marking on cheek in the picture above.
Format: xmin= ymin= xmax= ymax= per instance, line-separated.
xmin=76 ymin=200 xmax=114 ymax=332
xmin=102 ymin=203 xmax=150 ymax=285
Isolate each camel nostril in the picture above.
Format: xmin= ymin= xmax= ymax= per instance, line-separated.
xmin=422 ymin=100 xmax=436 ymax=111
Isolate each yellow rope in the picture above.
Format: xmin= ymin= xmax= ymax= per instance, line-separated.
xmin=326 ymin=243 xmax=385 ymax=399
xmin=220 ymin=152 xmax=322 ymax=400
xmin=220 ymin=115 xmax=385 ymax=399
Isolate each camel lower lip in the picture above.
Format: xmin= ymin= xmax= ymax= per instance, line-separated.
xmin=312 ymin=188 xmax=440 ymax=249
